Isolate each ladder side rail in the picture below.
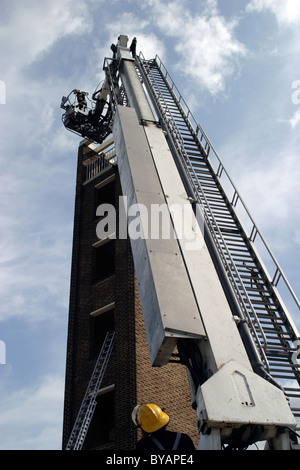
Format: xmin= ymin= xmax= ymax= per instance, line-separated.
xmin=65 ymin=383 xmax=99 ymax=450
xmin=145 ymin=55 xmax=300 ymax=316
xmin=66 ymin=393 xmax=97 ymax=450
xmin=151 ymin=55 xmax=209 ymax=151
xmin=86 ymin=331 xmax=115 ymax=396
xmin=72 ymin=401 xmax=98 ymax=450
xmin=151 ymin=54 xmax=211 ymax=155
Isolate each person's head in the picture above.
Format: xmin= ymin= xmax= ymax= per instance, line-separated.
xmin=132 ymin=403 xmax=170 ymax=434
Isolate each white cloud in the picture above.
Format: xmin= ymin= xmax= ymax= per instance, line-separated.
xmin=0 ymin=374 xmax=64 ymax=450
xmin=143 ymin=0 xmax=246 ymax=95
xmin=0 ymin=0 xmax=93 ymax=73
xmin=0 ymin=204 xmax=73 ymax=323
xmin=0 ymin=2 xmax=87 ymax=325
xmin=0 ymin=143 xmax=74 ymax=324
xmin=247 ymin=0 xmax=300 ymax=26
xmin=175 ymin=14 xmax=246 ymax=95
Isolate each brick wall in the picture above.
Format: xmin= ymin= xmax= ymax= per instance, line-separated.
xmin=62 ymin=140 xmax=199 ymax=450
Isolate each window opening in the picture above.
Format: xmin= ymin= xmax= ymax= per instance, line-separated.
xmin=86 ymin=387 xmax=115 ymax=448
xmin=94 ymin=239 xmax=115 ymax=282
xmin=90 ymin=307 xmax=115 ymax=358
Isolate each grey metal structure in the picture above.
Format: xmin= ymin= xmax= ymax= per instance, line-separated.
xmin=61 ymin=35 xmax=300 ymax=450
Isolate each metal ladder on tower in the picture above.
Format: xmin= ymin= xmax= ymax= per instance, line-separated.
xmin=135 ymin=54 xmax=300 ymax=437
xmin=65 ymin=331 xmax=115 ymax=450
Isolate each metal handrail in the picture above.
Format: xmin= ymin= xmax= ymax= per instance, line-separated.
xmin=85 ymin=154 xmax=111 ymax=181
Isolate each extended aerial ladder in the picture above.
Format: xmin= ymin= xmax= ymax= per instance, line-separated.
xmin=65 ymin=332 xmax=115 ymax=450
xmin=61 ymin=35 xmax=300 ymax=450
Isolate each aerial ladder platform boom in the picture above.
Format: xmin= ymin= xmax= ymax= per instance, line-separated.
xmin=61 ymin=35 xmax=300 ymax=450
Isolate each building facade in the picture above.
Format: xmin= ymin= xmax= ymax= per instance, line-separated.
xmin=62 ymin=139 xmax=199 ymax=450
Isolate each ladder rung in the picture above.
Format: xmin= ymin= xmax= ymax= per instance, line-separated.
xmin=66 ymin=331 xmax=115 ymax=450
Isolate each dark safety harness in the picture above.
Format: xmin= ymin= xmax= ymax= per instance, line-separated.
xmin=150 ymin=432 xmax=182 ymax=450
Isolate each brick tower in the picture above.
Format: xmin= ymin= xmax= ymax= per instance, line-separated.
xmin=62 ymin=138 xmax=199 ymax=451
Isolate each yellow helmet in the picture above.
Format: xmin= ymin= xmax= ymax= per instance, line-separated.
xmin=133 ymin=403 xmax=170 ymax=433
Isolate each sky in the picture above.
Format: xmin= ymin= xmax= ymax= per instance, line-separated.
xmin=0 ymin=0 xmax=300 ymax=450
